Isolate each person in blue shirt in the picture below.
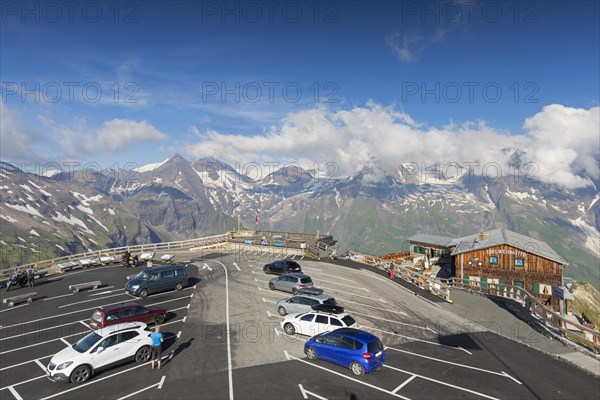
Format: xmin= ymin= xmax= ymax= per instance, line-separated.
xmin=150 ymin=326 xmax=164 ymax=369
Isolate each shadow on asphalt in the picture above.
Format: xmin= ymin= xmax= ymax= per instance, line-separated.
xmin=164 ymin=337 xmax=194 ymax=366
xmin=437 ymin=332 xmax=482 ymax=350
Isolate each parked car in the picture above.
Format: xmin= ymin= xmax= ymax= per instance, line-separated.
xmin=280 ymin=308 xmax=357 ymax=336
xmin=263 ymin=260 xmax=302 ymax=275
xmin=276 ymin=292 xmax=337 ymax=316
xmin=125 ymin=264 xmax=188 ymax=298
xmin=269 ymin=273 xmax=313 ymax=294
xmin=304 ymin=328 xmax=385 ymax=376
xmin=89 ymin=303 xmax=167 ymax=329
xmin=46 ymin=322 xmax=153 ymax=384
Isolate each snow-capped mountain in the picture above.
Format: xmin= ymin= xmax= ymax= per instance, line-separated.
xmin=1 ymin=155 xmax=598 ymax=287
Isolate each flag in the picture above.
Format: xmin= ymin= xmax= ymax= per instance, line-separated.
xmin=255 ymin=215 xmax=259 ymax=226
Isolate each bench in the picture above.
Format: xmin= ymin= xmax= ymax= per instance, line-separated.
xmin=99 ymin=255 xmax=117 ymax=265
xmin=69 ymin=281 xmax=102 ymax=293
xmin=56 ymin=261 xmax=81 ymax=272
xmin=3 ymin=292 xmax=37 ymax=307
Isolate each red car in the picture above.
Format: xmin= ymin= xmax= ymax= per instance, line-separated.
xmin=89 ymin=303 xmax=167 ymax=329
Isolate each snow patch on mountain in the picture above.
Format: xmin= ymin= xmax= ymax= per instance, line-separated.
xmin=135 ymin=158 xmax=169 ymax=173
xmin=4 ymin=203 xmax=43 ymax=218
xmin=569 ymin=217 xmax=600 ymax=257
xmin=52 ymin=212 xmax=92 ymax=234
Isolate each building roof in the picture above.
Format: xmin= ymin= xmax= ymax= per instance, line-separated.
xmin=407 ymin=234 xmax=454 ymax=247
xmin=450 ymin=228 xmax=567 ymax=265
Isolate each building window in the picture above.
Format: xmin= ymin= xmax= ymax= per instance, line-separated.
xmin=514 ymin=258 xmax=524 ymax=268
xmin=489 ymin=256 xmax=498 ymax=266
xmin=513 ymin=280 xmax=524 ymax=289
xmin=413 ymin=245 xmax=426 ymax=254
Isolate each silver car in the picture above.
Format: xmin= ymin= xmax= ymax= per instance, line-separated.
xmin=268 ymin=273 xmax=313 ymax=294
xmin=276 ymin=293 xmax=337 ymax=316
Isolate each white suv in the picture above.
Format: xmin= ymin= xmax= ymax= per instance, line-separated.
xmin=281 ymin=308 xmax=357 ymax=336
xmin=47 ymin=322 xmax=153 ymax=384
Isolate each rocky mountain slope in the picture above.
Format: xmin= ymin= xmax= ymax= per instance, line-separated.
xmin=1 ymin=155 xmax=598 ymax=288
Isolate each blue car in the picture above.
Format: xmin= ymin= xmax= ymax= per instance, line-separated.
xmin=304 ymin=328 xmax=385 ymax=375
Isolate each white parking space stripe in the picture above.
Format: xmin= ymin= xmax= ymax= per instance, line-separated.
xmin=8 ymin=386 xmax=23 ymax=400
xmin=0 ymin=295 xmax=192 ymax=330
xmin=284 ymin=351 xmax=411 ymax=400
xmin=298 ymin=384 xmax=328 ymax=400
xmin=88 ymin=289 xmax=122 ymax=296
xmin=43 ymin=293 xmax=75 ymax=301
xmin=157 ymin=375 xmax=166 ymax=389
xmin=88 ymin=286 xmax=115 ymax=292
xmin=301 ymin=267 xmax=323 ymax=272
xmin=358 ymin=325 xmax=468 ymax=353
xmin=60 ymin=338 xmax=71 ymax=346
xmin=34 ymin=359 xmax=46 ymax=372
xmin=0 ymin=355 xmax=53 ymax=371
xmin=0 ymin=304 xmax=29 ymax=313
xmin=384 ymin=364 xmax=501 ymax=400
xmin=0 ymin=332 xmax=82 ymax=355
xmin=0 ymin=374 xmax=46 ymax=390
xmin=80 ymin=321 xmax=91 ymax=329
xmin=38 ymin=354 xmax=172 ymax=400
xmin=305 ymin=272 xmax=356 ymax=284
xmin=392 ymin=375 xmax=417 ymax=393
xmin=262 ymin=298 xmax=277 ymax=304
xmin=0 ymin=319 xmax=84 ymax=342
xmin=347 ymin=309 xmax=435 ymax=333
xmin=385 ymin=346 xmax=521 ymax=383
xmin=58 ymin=292 xmax=129 ymax=308
xmin=313 ymin=278 xmax=368 ymax=292
xmin=318 ymin=286 xmax=384 ymax=303
xmin=116 ymin=380 xmax=162 ymax=400
xmin=335 ymin=297 xmax=406 ymax=315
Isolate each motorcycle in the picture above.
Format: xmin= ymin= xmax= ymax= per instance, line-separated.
xmin=128 ymin=255 xmax=139 ymax=268
xmin=6 ymin=272 xmax=27 ymax=291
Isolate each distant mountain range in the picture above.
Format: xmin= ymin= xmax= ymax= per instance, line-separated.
xmin=1 ymin=154 xmax=598 ymax=288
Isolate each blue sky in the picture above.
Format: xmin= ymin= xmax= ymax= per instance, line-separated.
xmin=1 ymin=0 xmax=599 ymax=185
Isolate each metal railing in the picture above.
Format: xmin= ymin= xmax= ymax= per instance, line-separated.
xmin=441 ymin=277 xmax=600 ymax=354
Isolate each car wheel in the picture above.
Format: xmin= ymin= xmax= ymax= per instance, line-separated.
xmin=70 ymin=365 xmax=91 ymax=384
xmin=139 ymin=289 xmax=149 ymax=298
xmin=283 ymin=323 xmax=295 ymax=335
xmin=277 ymin=306 xmax=287 ymax=316
xmin=269 ymin=282 xmax=275 ymax=290
xmin=264 ymin=267 xmax=270 ymax=274
xmin=154 ymin=314 xmax=165 ymax=324
xmin=175 ymin=282 xmax=183 ymax=291
xmin=350 ymin=362 xmax=365 ymax=376
xmin=306 ymin=347 xmax=318 ymax=360
xmin=135 ymin=346 xmax=152 ymax=363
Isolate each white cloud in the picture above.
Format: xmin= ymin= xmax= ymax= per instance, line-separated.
xmin=0 ymin=104 xmax=45 ymax=160
xmin=186 ymin=102 xmax=599 ymax=189
xmin=42 ymin=117 xmax=169 ymax=156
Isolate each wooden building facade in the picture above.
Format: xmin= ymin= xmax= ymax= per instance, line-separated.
xmin=451 ymin=229 xmax=566 ymax=300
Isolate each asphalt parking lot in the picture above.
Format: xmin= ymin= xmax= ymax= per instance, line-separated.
xmin=1 ymin=251 xmax=598 ymax=400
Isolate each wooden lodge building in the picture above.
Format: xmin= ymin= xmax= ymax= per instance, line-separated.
xmin=408 ymin=229 xmax=567 ymax=300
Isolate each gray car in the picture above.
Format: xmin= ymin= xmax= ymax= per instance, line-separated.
xmin=276 ymin=293 xmax=337 ymax=316
xmin=268 ymin=273 xmax=313 ymax=294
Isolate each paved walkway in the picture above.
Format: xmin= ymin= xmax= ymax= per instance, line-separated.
xmin=440 ymin=289 xmax=600 ymax=377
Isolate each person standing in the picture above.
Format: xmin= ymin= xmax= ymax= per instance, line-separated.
xmin=389 ymin=263 xmax=395 ymax=280
xmin=26 ymin=265 xmax=36 ymax=288
xmin=150 ymin=325 xmax=164 ymax=369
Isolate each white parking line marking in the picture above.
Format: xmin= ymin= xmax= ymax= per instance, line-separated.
xmin=233 ymin=262 xmax=241 ymax=271
xmin=266 ymin=311 xmax=278 ymax=318
xmin=0 ymin=319 xmax=83 ymax=342
xmin=335 ymin=297 xmax=406 ymax=315
xmin=274 ymin=328 xmax=281 ymax=336
xmin=60 ymin=338 xmax=71 ymax=346
xmin=302 ymin=267 xmax=323 ymax=272
xmin=254 ymin=277 xmax=269 ymax=284
xmin=7 ymin=386 xmax=23 ymax=400
xmin=89 ymin=286 xmax=115 ymax=292
xmin=314 ymin=278 xmax=369 ymax=292
xmin=0 ymin=374 xmax=46 ymax=390
xmin=177 ymin=331 xmax=181 ymax=338
xmin=262 ymin=297 xmax=276 ymax=304
xmin=0 ymin=304 xmax=29 ymax=313
xmin=285 ymin=351 xmax=410 ymax=400
xmin=298 ymin=384 xmax=329 ymax=400
xmin=392 ymin=375 xmax=417 ymax=393
xmin=305 ymin=272 xmax=356 ymax=284
xmin=318 ymin=286 xmax=382 ymax=302
xmin=183 ymin=316 xmax=187 ymax=322
xmin=347 ymin=309 xmax=435 ymax=333
xmin=0 ymin=295 xmax=192 ymax=330
xmin=158 ymin=375 xmax=166 ymax=389
xmin=80 ymin=321 xmax=91 ymax=329
xmin=34 ymin=359 xmax=46 ymax=372
xmin=384 ymin=364 xmax=501 ymax=400
xmin=385 ymin=347 xmax=518 ymax=381
xmin=358 ymin=325 xmax=468 ymax=353
xmin=43 ymin=293 xmax=75 ymax=301
xmin=0 ymin=355 xmax=53 ymax=371
xmin=58 ymin=292 xmax=129 ymax=308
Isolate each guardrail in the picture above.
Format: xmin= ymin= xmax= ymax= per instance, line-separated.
xmin=441 ymin=277 xmax=600 ymax=354
xmin=1 ymin=232 xmax=232 ymax=278
xmin=347 ymin=251 xmax=452 ymax=302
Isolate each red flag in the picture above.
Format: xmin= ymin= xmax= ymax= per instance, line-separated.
xmin=255 ymin=215 xmax=259 ymax=226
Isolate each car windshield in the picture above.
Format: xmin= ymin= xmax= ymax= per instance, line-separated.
xmin=367 ymin=338 xmax=384 ymax=354
xmin=323 ymin=298 xmax=337 ymax=306
xmin=342 ymin=315 xmax=356 ymax=326
xmin=73 ymin=332 xmax=102 ymax=353
xmin=91 ymin=311 xmax=103 ymax=322
xmin=135 ymin=271 xmax=149 ymax=280
xmin=300 ymin=277 xmax=312 ymax=284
